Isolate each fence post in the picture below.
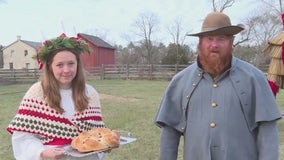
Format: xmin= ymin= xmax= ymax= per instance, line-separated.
xmin=126 ymin=64 xmax=129 ymax=79
xmin=149 ymin=64 xmax=153 ymax=80
xmin=34 ymin=69 xmax=38 ymax=81
xmin=175 ymin=64 xmax=178 ymax=73
xmin=12 ymin=69 xmax=16 ymax=82
xmin=100 ymin=64 xmax=105 ymax=80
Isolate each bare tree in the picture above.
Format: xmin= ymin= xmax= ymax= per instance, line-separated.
xmin=167 ymin=17 xmax=188 ymax=65
xmin=240 ymin=1 xmax=282 ymax=47
xmin=211 ymin=0 xmax=235 ymax=12
xmin=261 ymin=0 xmax=283 ymax=29
xmin=209 ymin=0 xmax=282 ymax=47
xmin=208 ymin=0 xmax=251 ymax=46
xmin=235 ymin=8 xmax=282 ymax=65
xmin=208 ymin=0 xmax=282 ymax=65
xmin=233 ymin=23 xmax=250 ymax=47
xmin=133 ymin=12 xmax=159 ymax=64
xmin=260 ymin=0 xmax=282 ymax=15
xmin=280 ymin=0 xmax=284 ymax=30
xmin=167 ymin=17 xmax=188 ymax=45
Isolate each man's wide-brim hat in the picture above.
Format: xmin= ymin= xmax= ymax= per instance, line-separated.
xmin=187 ymin=12 xmax=244 ymax=37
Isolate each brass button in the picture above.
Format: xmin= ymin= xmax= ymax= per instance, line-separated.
xmin=211 ymin=102 xmax=218 ymax=108
xmin=213 ymin=84 xmax=218 ymax=88
xmin=210 ymin=123 xmax=216 ymax=128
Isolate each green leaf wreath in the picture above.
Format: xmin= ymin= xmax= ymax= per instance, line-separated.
xmin=36 ymin=33 xmax=90 ymax=69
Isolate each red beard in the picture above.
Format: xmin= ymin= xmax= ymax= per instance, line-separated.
xmin=198 ymin=52 xmax=231 ymax=77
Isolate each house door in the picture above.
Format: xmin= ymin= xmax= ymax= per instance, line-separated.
xmin=9 ymin=63 xmax=13 ymax=70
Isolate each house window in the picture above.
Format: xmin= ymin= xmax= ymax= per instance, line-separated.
xmin=10 ymin=50 xmax=14 ymax=58
xmin=9 ymin=63 xmax=13 ymax=70
xmin=24 ymin=50 xmax=28 ymax=56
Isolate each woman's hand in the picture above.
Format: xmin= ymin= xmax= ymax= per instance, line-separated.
xmin=40 ymin=147 xmax=65 ymax=159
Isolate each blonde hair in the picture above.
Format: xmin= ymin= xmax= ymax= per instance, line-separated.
xmin=40 ymin=49 xmax=89 ymax=113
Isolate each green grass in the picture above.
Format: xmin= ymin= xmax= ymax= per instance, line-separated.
xmin=0 ymin=83 xmax=32 ymax=159
xmin=0 ymin=80 xmax=283 ymax=160
xmin=90 ymin=80 xmax=168 ymax=160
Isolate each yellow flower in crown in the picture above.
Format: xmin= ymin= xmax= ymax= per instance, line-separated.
xmin=37 ymin=33 xmax=90 ymax=69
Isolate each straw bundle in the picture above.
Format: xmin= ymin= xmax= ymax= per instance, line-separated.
xmin=263 ymin=31 xmax=284 ymax=89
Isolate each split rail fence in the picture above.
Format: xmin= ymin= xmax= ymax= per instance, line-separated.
xmin=0 ymin=63 xmax=269 ymax=84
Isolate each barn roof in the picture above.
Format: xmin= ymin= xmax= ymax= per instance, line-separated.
xmin=78 ymin=33 xmax=115 ymax=50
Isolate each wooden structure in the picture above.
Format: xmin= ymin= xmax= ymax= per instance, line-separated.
xmin=77 ymin=33 xmax=115 ymax=68
xmin=264 ymin=31 xmax=284 ymax=89
xmin=0 ymin=64 xmax=269 ymax=84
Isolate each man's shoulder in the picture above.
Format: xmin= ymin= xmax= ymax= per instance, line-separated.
xmin=233 ymin=58 xmax=264 ymax=76
xmin=173 ymin=62 xmax=198 ymax=79
xmin=231 ymin=57 xmax=268 ymax=87
xmin=168 ymin=62 xmax=199 ymax=88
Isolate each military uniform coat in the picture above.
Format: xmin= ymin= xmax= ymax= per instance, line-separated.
xmin=154 ymin=57 xmax=282 ymax=160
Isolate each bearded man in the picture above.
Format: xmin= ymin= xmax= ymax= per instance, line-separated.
xmin=154 ymin=12 xmax=282 ymax=160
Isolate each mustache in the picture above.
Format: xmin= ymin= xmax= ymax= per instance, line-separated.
xmin=209 ymin=49 xmax=220 ymax=53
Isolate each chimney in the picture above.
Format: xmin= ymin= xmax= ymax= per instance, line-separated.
xmin=17 ymin=35 xmax=21 ymax=41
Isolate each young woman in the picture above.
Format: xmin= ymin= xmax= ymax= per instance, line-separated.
xmin=7 ymin=33 xmax=106 ymax=160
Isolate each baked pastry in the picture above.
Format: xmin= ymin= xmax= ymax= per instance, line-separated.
xmin=71 ymin=127 xmax=120 ymax=152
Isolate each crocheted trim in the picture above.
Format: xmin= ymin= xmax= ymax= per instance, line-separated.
xmin=6 ymin=83 xmax=105 ymax=144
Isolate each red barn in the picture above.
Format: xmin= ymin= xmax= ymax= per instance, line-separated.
xmin=77 ymin=33 xmax=115 ymax=68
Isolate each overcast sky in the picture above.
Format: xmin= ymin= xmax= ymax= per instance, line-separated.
xmin=0 ymin=0 xmax=263 ymax=47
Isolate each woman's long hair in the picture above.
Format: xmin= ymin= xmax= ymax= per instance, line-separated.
xmin=40 ymin=49 xmax=89 ymax=113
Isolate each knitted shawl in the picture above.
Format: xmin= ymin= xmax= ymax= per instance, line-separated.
xmin=6 ymin=82 xmax=105 ymax=145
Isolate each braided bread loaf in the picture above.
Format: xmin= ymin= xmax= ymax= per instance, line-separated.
xmin=71 ymin=128 xmax=120 ymax=152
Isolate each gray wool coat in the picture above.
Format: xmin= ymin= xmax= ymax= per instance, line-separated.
xmin=154 ymin=57 xmax=282 ymax=160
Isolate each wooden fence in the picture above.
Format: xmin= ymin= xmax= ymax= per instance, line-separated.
xmin=0 ymin=69 xmax=41 ymax=84
xmin=0 ymin=63 xmax=269 ymax=84
xmin=85 ymin=64 xmax=189 ymax=80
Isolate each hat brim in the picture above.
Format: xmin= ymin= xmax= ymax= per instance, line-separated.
xmin=187 ymin=25 xmax=244 ymax=37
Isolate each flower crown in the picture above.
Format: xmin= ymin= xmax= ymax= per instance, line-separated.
xmin=37 ymin=33 xmax=90 ymax=69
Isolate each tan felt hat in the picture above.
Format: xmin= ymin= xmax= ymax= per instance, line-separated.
xmin=187 ymin=12 xmax=244 ymax=37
